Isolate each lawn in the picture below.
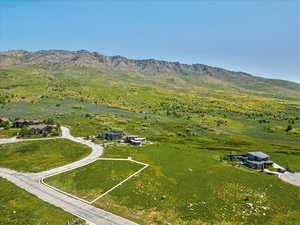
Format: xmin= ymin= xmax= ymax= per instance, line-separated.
xmin=45 ymin=159 xmax=145 ymax=201
xmin=0 ymin=139 xmax=91 ymax=172
xmin=0 ymin=178 xmax=85 ymax=225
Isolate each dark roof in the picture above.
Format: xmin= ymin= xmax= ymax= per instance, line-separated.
xmin=247 ymin=152 xmax=269 ymax=159
xmin=104 ymin=131 xmax=124 ymax=135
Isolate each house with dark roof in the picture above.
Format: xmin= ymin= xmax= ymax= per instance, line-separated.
xmin=101 ymin=131 xmax=124 ymax=140
xmin=13 ymin=120 xmax=31 ymax=128
xmin=226 ymin=151 xmax=273 ymax=170
xmin=244 ymin=152 xmax=273 ymax=169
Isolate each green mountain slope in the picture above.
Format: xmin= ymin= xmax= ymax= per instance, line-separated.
xmin=1 ymin=50 xmax=299 ymax=100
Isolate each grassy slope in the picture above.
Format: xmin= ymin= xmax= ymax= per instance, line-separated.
xmin=45 ymin=160 xmax=144 ymax=201
xmin=0 ymin=178 xmax=83 ymax=225
xmin=0 ymin=139 xmax=91 ymax=172
xmin=0 ymin=65 xmax=299 ymax=224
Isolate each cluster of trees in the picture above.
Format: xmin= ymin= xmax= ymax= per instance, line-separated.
xmin=0 ymin=120 xmax=10 ymax=129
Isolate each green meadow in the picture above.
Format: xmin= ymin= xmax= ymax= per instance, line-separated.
xmin=0 ymin=139 xmax=91 ymax=172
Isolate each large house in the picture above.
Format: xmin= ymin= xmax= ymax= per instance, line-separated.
xmin=226 ymin=151 xmax=273 ymax=170
xmin=244 ymin=152 xmax=274 ymax=169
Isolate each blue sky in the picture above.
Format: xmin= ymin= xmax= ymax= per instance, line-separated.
xmin=1 ymin=0 xmax=300 ymax=83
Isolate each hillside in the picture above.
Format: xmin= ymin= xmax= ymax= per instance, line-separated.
xmin=1 ymin=50 xmax=300 ymax=100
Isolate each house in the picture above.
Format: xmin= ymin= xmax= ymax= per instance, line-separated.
xmin=13 ymin=120 xmax=31 ymax=128
xmin=29 ymin=124 xmax=56 ymax=135
xmin=102 ymin=131 xmax=124 ymax=140
xmin=225 ymin=152 xmax=273 ymax=170
xmin=125 ymin=135 xmax=146 ymax=146
xmin=244 ymin=152 xmax=273 ymax=169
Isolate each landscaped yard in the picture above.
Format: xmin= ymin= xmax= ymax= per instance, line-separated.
xmin=0 ymin=177 xmax=84 ymax=225
xmin=0 ymin=139 xmax=91 ymax=172
xmin=45 ymin=159 xmax=145 ymax=201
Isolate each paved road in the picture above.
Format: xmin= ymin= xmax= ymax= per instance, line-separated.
xmin=0 ymin=127 xmax=139 ymax=225
xmin=280 ymin=173 xmax=300 ymax=188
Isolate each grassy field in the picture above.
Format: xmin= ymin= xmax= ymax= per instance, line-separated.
xmin=45 ymin=159 xmax=144 ymax=201
xmin=0 ymin=139 xmax=91 ymax=172
xmin=91 ymin=142 xmax=300 ymax=225
xmin=0 ymin=129 xmax=18 ymax=138
xmin=0 ymin=177 xmax=85 ymax=225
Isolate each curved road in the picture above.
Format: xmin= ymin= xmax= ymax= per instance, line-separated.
xmin=0 ymin=127 xmax=139 ymax=225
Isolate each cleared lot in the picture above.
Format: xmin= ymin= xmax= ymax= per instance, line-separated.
xmin=45 ymin=159 xmax=145 ymax=202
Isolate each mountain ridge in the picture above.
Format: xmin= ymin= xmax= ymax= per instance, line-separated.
xmin=0 ymin=49 xmax=300 ymax=100
xmin=0 ymin=49 xmax=262 ymax=79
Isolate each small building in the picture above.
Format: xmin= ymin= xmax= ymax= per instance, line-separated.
xmin=125 ymin=136 xmax=146 ymax=146
xmin=13 ymin=120 xmax=31 ymax=128
xmin=102 ymin=131 xmax=124 ymax=140
xmin=125 ymin=135 xmax=138 ymax=142
xmin=29 ymin=124 xmax=56 ymax=135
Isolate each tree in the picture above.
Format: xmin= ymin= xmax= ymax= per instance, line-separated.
xmin=19 ymin=126 xmax=32 ymax=137
xmin=2 ymin=121 xmax=10 ymax=130
xmin=44 ymin=118 xmax=55 ymax=125
xmin=286 ymin=125 xmax=293 ymax=132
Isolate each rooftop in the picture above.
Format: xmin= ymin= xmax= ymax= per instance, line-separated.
xmin=248 ymin=152 xmax=269 ymax=159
